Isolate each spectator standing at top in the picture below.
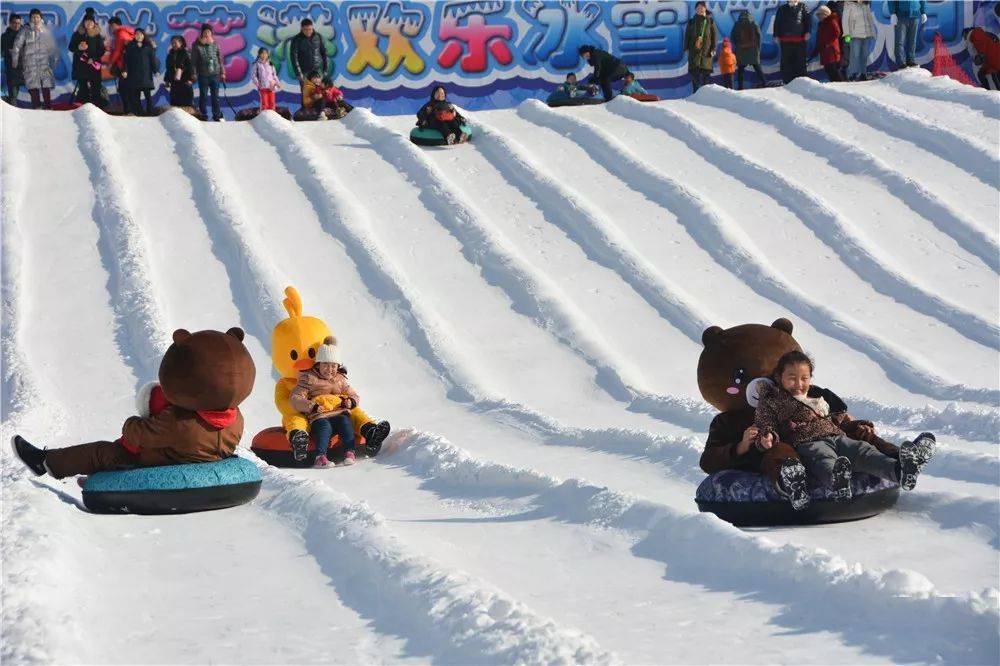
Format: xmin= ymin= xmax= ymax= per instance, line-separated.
xmin=10 ymin=8 xmax=57 ymax=109
xmin=816 ymin=5 xmax=844 ymax=82
xmin=289 ymin=19 xmax=328 ymax=96
xmin=842 ymin=0 xmax=877 ymax=81
xmin=106 ymin=16 xmax=135 ymax=102
xmin=774 ymin=0 xmax=811 ymax=84
xmin=191 ymin=24 xmax=224 ymax=121
xmin=2 ymin=13 xmax=25 ymax=104
xmin=730 ymin=10 xmax=764 ymax=89
xmin=684 ymin=1 xmax=717 ymax=93
xmin=165 ymin=35 xmax=194 ymax=108
xmin=577 ymin=44 xmax=629 ymax=101
xmin=69 ymin=12 xmax=106 ymax=107
xmin=888 ymin=1 xmax=927 ymax=69
xmin=121 ymin=27 xmax=158 ymax=115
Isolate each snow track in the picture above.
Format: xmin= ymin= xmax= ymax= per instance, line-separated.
xmin=2 ymin=74 xmax=998 ymax=665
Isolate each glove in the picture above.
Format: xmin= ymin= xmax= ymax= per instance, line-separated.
xmin=313 ymin=395 xmax=342 ymax=412
xmin=920 ymin=13 xmax=927 ymax=24
xmin=890 ymin=14 xmax=897 ymax=26
xmin=843 ymin=35 xmax=852 ymax=43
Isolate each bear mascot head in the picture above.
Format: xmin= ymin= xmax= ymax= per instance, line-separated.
xmin=697 ymin=318 xmax=801 ymax=414
xmin=159 ymin=327 xmax=256 ymax=412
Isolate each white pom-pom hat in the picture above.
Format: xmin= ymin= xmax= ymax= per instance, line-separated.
xmin=314 ymin=336 xmax=339 ymax=364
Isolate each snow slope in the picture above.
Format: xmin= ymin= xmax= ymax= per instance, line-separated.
xmin=2 ymin=68 xmax=998 ymax=664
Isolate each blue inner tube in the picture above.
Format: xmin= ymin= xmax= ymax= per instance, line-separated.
xmin=409 ymin=124 xmax=473 ymax=146
xmin=82 ymin=456 xmax=262 ymax=515
xmin=696 ymin=469 xmax=899 ymax=527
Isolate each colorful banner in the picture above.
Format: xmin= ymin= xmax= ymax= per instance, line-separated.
xmin=0 ymin=1 xmax=988 ymax=116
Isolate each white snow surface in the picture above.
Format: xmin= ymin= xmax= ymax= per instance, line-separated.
xmin=2 ymin=69 xmax=999 ymax=664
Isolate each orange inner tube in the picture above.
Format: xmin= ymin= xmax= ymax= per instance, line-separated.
xmin=251 ymin=426 xmax=366 ymax=452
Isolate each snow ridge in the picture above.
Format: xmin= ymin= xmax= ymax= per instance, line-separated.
xmin=848 ymin=397 xmax=999 ymax=442
xmin=691 ymin=85 xmax=1000 ymax=273
xmin=518 ymin=99 xmax=998 ymax=405
xmin=881 ymin=69 xmax=1000 ymax=120
xmin=255 ymin=461 xmax=618 ymax=665
xmin=609 ymin=95 xmax=999 ymax=349
xmin=386 ymin=429 xmax=1000 ymax=664
xmin=158 ymin=109 xmax=289 ymax=342
xmin=74 ymin=106 xmax=173 ymax=378
xmin=787 ymin=77 xmax=999 ymax=188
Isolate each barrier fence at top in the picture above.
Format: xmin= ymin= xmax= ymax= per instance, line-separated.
xmin=0 ymin=0 xmax=991 ymax=116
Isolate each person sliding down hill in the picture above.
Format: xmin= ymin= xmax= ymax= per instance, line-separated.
xmin=619 ymin=72 xmax=648 ymax=95
xmin=289 ymin=337 xmax=359 ymax=468
xmin=416 ymin=85 xmax=468 ymax=144
xmin=577 ymin=44 xmax=629 ymax=101
xmin=559 ymin=72 xmax=591 ymax=98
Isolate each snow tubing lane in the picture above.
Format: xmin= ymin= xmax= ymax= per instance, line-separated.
xmin=251 ymin=426 xmax=367 ymax=468
xmin=81 ymin=456 xmax=262 ymax=514
xmin=695 ymin=470 xmax=900 ymax=527
xmin=409 ymin=124 xmax=474 ymax=146
xmin=546 ymin=95 xmax=605 ymax=108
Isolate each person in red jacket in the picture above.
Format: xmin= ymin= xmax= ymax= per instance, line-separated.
xmin=967 ymin=27 xmax=1000 ymax=89
xmin=816 ymin=5 xmax=844 ymax=81
xmin=106 ymin=17 xmax=134 ymax=102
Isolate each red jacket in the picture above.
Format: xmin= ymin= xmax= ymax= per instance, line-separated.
xmin=108 ymin=25 xmax=135 ymax=73
xmin=817 ymin=13 xmax=842 ymax=66
xmin=969 ymin=27 xmax=1000 ymax=74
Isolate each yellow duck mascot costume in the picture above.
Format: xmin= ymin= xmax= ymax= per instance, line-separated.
xmin=261 ymin=286 xmax=390 ymax=465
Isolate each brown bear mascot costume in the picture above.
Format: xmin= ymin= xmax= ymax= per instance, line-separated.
xmin=12 ymin=328 xmax=256 ymax=478
xmin=698 ymin=318 xmax=899 ymax=496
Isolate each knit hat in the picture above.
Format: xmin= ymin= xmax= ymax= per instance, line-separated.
xmin=314 ymin=336 xmax=339 ymax=364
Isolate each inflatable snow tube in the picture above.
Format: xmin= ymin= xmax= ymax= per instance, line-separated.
xmin=82 ymin=456 xmax=262 ymax=515
xmin=695 ymin=469 xmax=899 ymax=527
xmin=292 ymin=103 xmax=352 ymax=122
xmin=545 ymin=93 xmax=604 ymax=108
xmin=627 ymin=93 xmax=660 ymax=102
xmin=409 ymin=124 xmax=473 ymax=146
xmin=251 ymin=426 xmax=367 ymax=468
xmin=236 ymin=106 xmax=293 ymax=121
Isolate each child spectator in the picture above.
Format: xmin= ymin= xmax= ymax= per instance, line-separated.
xmin=165 ymin=36 xmax=194 ymax=108
xmin=121 ymin=28 xmax=158 ymax=116
xmin=250 ymin=47 xmax=280 ymax=111
xmin=816 ymin=5 xmax=844 ymax=81
xmin=718 ymin=38 xmax=737 ymax=88
xmin=755 ymin=351 xmax=935 ymax=504
xmin=320 ymin=75 xmax=348 ymax=118
xmin=416 ymin=85 xmax=468 ymax=144
xmin=191 ymin=24 xmax=224 ymax=121
xmin=289 ymin=337 xmax=359 ymax=468
xmin=620 ymin=71 xmax=648 ymax=95
xmin=731 ymin=10 xmax=764 ymax=89
xmin=10 ymin=9 xmax=57 ymax=109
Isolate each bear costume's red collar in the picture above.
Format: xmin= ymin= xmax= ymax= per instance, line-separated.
xmin=196 ymin=409 xmax=238 ymax=429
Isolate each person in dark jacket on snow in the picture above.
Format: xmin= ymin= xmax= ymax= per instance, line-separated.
xmin=290 ymin=19 xmax=328 ymax=93
xmin=774 ymin=0 xmax=812 ymax=84
xmin=2 ymin=13 xmax=25 ymax=104
xmin=191 ymin=24 xmax=224 ymax=121
xmin=68 ymin=13 xmax=106 ymax=107
xmin=685 ymin=2 xmax=717 ymax=93
xmin=889 ymin=1 xmax=927 ymax=69
xmin=121 ymin=28 xmax=158 ymax=115
xmin=816 ymin=5 xmax=844 ymax=81
xmin=416 ymin=85 xmax=468 ymax=145
xmin=165 ymin=35 xmax=195 ymax=108
xmin=578 ymin=44 xmax=629 ymax=101
xmin=730 ymin=10 xmax=764 ymax=89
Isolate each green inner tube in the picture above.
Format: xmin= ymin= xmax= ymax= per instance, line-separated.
xmin=410 ymin=124 xmax=473 ymax=146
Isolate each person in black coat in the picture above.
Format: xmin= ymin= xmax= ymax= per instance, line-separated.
xmin=121 ymin=28 xmax=158 ymax=115
xmin=2 ymin=13 xmax=25 ymax=104
xmin=773 ymin=0 xmax=812 ymax=84
xmin=68 ymin=14 xmax=106 ymax=107
xmin=289 ymin=19 xmax=327 ymax=92
xmin=578 ymin=44 xmax=629 ymax=101
xmin=415 ymin=85 xmax=468 ymax=144
xmin=164 ymin=35 xmax=194 ymax=107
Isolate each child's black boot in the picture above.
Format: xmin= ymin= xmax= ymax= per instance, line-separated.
xmin=360 ymin=421 xmax=391 ymax=457
xmin=831 ymin=456 xmax=853 ymax=501
xmin=777 ymin=458 xmax=810 ymax=511
xmin=898 ymin=432 xmax=935 ymax=490
xmin=289 ymin=429 xmax=309 ymax=462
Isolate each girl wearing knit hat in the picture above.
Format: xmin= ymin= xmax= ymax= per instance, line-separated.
xmin=288 ymin=337 xmax=360 ymax=467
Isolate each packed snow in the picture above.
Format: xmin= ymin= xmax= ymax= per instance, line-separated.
xmin=2 ymin=69 xmax=999 ymax=664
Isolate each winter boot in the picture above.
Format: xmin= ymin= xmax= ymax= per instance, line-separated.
xmin=10 ymin=435 xmax=48 ymax=476
xmin=898 ymin=432 xmax=935 ymax=491
xmin=341 ymin=450 xmax=356 ymax=466
xmin=313 ymin=454 xmax=331 ymax=468
xmin=360 ymin=421 xmax=391 ymax=457
xmin=458 ymin=132 xmax=470 ymax=143
xmin=777 ymin=458 xmax=811 ymax=511
xmin=445 ymin=132 xmax=457 ymax=145
xmin=830 ymin=456 xmax=853 ymax=501
xmin=289 ymin=429 xmax=310 ymax=462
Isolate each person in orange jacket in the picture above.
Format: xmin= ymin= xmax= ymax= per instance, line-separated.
xmin=719 ymin=37 xmax=737 ymax=88
xmin=106 ymin=17 xmax=134 ymax=103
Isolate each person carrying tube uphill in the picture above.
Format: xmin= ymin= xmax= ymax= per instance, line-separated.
xmin=578 ymin=44 xmax=630 ymax=101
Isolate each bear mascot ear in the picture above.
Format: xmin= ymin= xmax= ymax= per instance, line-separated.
xmin=226 ymin=327 xmax=245 ymax=342
xmin=771 ymin=318 xmax=793 ymax=335
xmin=172 ymin=329 xmax=192 ymax=344
xmin=702 ymin=326 xmax=724 ymax=347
